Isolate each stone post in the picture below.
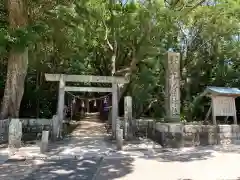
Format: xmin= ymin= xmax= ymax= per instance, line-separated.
xmin=8 ymin=118 xmax=22 ymax=150
xmin=116 ymin=117 xmax=123 ymax=150
xmin=124 ymin=96 xmax=132 ymax=139
xmin=86 ymin=99 xmax=90 ymax=114
xmin=116 ymin=129 xmax=123 ymax=150
xmin=52 ymin=115 xmax=59 ymax=141
xmin=40 ymin=130 xmax=49 ymax=153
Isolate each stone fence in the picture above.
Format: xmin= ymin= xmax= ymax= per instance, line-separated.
xmin=119 ymin=117 xmax=240 ymax=148
xmin=0 ymin=118 xmax=52 ymax=144
xmin=0 ymin=119 xmax=10 ymax=143
xmin=21 ymin=119 xmax=51 ymax=126
xmin=155 ymin=123 xmax=240 ymax=148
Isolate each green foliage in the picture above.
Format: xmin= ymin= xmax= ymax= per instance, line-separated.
xmin=1 ymin=0 xmax=240 ymax=120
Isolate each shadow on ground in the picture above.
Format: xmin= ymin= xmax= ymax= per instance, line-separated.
xmin=6 ymin=118 xmax=240 ymax=180
xmin=0 ymin=119 xmax=135 ymax=180
xmin=44 ymin=120 xmax=113 ymax=157
xmin=22 ymin=157 xmax=101 ymax=180
xmin=43 ymin=135 xmax=115 ymax=158
xmin=106 ymin=145 xmax=216 ymax=163
xmin=151 ymin=147 xmax=215 ymax=162
xmin=155 ymin=144 xmax=240 ymax=163
xmin=66 ymin=123 xmax=79 ymax=134
xmin=19 ymin=157 xmax=134 ymax=180
xmin=0 ymin=159 xmax=37 ymax=179
xmin=95 ymin=157 xmax=134 ymax=180
xmin=124 ymin=145 xmax=240 ymax=163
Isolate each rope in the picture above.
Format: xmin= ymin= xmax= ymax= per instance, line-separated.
xmin=66 ymin=91 xmax=112 ymax=121
xmin=65 ymin=91 xmax=112 ymax=101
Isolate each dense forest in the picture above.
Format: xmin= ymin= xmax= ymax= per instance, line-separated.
xmin=0 ymin=0 xmax=240 ymax=121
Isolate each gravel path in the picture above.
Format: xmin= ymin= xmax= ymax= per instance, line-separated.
xmin=0 ymin=117 xmax=110 ymax=180
xmin=4 ymin=117 xmax=240 ymax=180
xmin=23 ymin=157 xmax=102 ymax=180
xmin=95 ymin=145 xmax=240 ymax=180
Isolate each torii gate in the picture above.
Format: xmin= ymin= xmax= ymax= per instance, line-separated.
xmin=45 ymin=74 xmax=129 ymax=139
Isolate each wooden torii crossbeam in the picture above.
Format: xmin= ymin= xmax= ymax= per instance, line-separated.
xmin=45 ymin=73 xmax=129 ymax=140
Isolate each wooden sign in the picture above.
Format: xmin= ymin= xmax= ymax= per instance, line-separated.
xmin=212 ymin=96 xmax=236 ymax=116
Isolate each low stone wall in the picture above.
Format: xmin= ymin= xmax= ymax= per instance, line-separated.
xmin=22 ymin=119 xmax=52 ymax=141
xmin=21 ymin=118 xmax=51 ymax=126
xmin=119 ymin=117 xmax=155 ymax=138
xmin=0 ymin=118 xmax=52 ymax=144
xmin=119 ymin=117 xmax=155 ymax=128
xmin=107 ymin=117 xmax=240 ymax=148
xmin=155 ymin=123 xmax=240 ymax=148
xmin=0 ymin=119 xmax=10 ymax=143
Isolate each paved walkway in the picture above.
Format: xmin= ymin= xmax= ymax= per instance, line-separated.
xmin=95 ymin=145 xmax=240 ymax=180
xmin=3 ymin=116 xmax=240 ymax=179
xmin=24 ymin=157 xmax=102 ymax=180
xmin=0 ymin=116 xmax=115 ymax=179
xmin=5 ymin=144 xmax=240 ymax=180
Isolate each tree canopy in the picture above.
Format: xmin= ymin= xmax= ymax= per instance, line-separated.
xmin=1 ymin=0 xmax=240 ymax=121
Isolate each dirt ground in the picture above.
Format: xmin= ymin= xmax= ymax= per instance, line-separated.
xmin=2 ymin=115 xmax=240 ymax=180
xmin=70 ymin=115 xmax=107 ymax=137
xmin=95 ymin=145 xmax=240 ymax=180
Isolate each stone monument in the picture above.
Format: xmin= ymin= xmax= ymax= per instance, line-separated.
xmin=162 ymin=51 xmax=183 ymax=148
xmin=165 ymin=51 xmax=181 ymax=122
xmin=8 ymin=118 xmax=22 ymax=150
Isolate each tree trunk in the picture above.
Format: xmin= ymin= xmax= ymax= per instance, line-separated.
xmin=0 ymin=0 xmax=28 ymax=119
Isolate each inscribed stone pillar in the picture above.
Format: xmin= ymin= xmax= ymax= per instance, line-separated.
xmin=8 ymin=118 xmax=22 ymax=149
xmin=165 ymin=52 xmax=181 ymax=122
xmin=124 ymin=96 xmax=132 ymax=139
